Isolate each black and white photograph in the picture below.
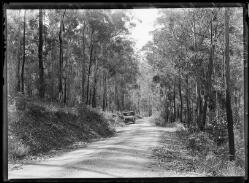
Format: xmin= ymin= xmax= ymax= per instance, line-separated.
xmin=4 ymin=3 xmax=247 ymax=179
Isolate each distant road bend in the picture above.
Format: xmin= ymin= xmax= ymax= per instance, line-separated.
xmin=9 ymin=117 xmax=201 ymax=178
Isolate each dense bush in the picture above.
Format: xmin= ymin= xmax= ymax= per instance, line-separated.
xmin=175 ymin=125 xmax=245 ymax=176
xmin=206 ymin=110 xmax=228 ymax=146
xmin=8 ymin=100 xmax=116 ymax=162
xmin=186 ymin=132 xmax=217 ymax=156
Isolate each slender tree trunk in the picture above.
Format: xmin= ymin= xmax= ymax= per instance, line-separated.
xmin=92 ymin=51 xmax=98 ymax=108
xmin=173 ymin=78 xmax=176 ymax=121
xmin=21 ymin=10 xmax=26 ymax=94
xmin=243 ymin=4 xmax=248 ymax=158
xmin=63 ymin=42 xmax=70 ymax=104
xmin=16 ymin=10 xmax=21 ymax=93
xmin=51 ymin=41 xmax=55 ymax=100
xmin=86 ymin=28 xmax=94 ymax=105
xmin=197 ymin=79 xmax=203 ymax=130
xmin=58 ymin=10 xmax=66 ymax=102
xmin=81 ymin=21 xmax=86 ymax=103
xmin=224 ymin=8 xmax=235 ymax=161
xmin=102 ymin=71 xmax=107 ymax=111
xmin=16 ymin=39 xmax=21 ymax=92
xmin=186 ymin=75 xmax=190 ymax=126
xmin=195 ymin=80 xmax=198 ymax=124
xmin=202 ymin=11 xmax=215 ymax=130
xmin=149 ymin=95 xmax=152 ymax=117
xmin=63 ymin=77 xmax=67 ymax=104
xmin=38 ymin=9 xmax=45 ymax=98
xmin=121 ymin=91 xmax=124 ymax=111
xmin=193 ymin=13 xmax=198 ymax=126
xmin=178 ymin=69 xmax=183 ymax=122
xmin=114 ymin=74 xmax=118 ymax=111
xmin=58 ymin=24 xmax=63 ymax=102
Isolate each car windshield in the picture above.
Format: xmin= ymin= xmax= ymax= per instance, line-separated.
xmin=129 ymin=112 xmax=135 ymax=115
xmin=123 ymin=112 xmax=129 ymax=116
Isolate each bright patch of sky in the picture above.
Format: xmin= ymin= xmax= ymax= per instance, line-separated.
xmin=129 ymin=9 xmax=159 ymax=51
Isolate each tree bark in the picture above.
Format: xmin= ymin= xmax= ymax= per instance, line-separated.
xmin=63 ymin=77 xmax=67 ymax=104
xmin=92 ymin=50 xmax=98 ymax=108
xmin=224 ymin=8 xmax=235 ymax=161
xmin=102 ymin=71 xmax=107 ymax=111
xmin=81 ymin=21 xmax=86 ymax=103
xmin=186 ymin=75 xmax=190 ymax=126
xmin=114 ymin=74 xmax=119 ymax=111
xmin=50 ymin=40 xmax=55 ymax=100
xmin=38 ymin=9 xmax=45 ymax=98
xmin=202 ymin=11 xmax=215 ymax=130
xmin=16 ymin=39 xmax=21 ymax=92
xmin=86 ymin=27 xmax=94 ymax=105
xmin=178 ymin=69 xmax=183 ymax=122
xmin=173 ymin=78 xmax=176 ymax=121
xmin=197 ymin=79 xmax=203 ymax=130
xmin=59 ymin=10 xmax=66 ymax=102
xmin=21 ymin=10 xmax=26 ymax=94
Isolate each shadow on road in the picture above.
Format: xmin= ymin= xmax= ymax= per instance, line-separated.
xmin=8 ymin=118 xmax=179 ymax=178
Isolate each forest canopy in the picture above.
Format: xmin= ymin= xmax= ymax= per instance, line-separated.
xmin=7 ymin=9 xmax=140 ymax=111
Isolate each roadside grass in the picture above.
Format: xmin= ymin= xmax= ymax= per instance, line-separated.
xmin=152 ymin=122 xmax=245 ymax=176
xmin=152 ymin=128 xmax=199 ymax=174
xmin=8 ymin=96 xmax=121 ymax=163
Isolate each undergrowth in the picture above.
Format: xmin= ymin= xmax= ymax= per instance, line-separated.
xmin=8 ymin=96 xmax=118 ymax=162
xmin=152 ymin=122 xmax=245 ymax=176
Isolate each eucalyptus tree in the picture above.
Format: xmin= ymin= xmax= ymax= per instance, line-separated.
xmin=21 ymin=10 xmax=26 ymax=94
xmin=38 ymin=9 xmax=45 ymax=98
xmin=224 ymin=8 xmax=235 ymax=161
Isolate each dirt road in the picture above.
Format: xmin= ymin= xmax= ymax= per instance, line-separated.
xmin=8 ymin=117 xmax=201 ymax=179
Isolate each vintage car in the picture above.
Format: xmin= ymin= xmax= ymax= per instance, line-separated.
xmin=122 ymin=111 xmax=136 ymax=124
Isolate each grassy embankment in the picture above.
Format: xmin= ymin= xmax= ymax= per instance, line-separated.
xmin=150 ymin=113 xmax=245 ymax=176
xmin=8 ymin=95 xmax=124 ymax=163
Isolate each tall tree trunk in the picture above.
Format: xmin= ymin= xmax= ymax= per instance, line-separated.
xmin=173 ymin=78 xmax=176 ymax=121
xmin=178 ymin=69 xmax=183 ymax=122
xmin=186 ymin=75 xmax=190 ymax=126
xmin=202 ymin=11 xmax=215 ymax=130
xmin=224 ymin=8 xmax=235 ymax=161
xmin=16 ymin=10 xmax=21 ymax=93
xmin=58 ymin=23 xmax=63 ymax=102
xmin=193 ymin=13 xmax=198 ymax=126
xmin=58 ymin=10 xmax=66 ymax=102
xmin=63 ymin=42 xmax=70 ymax=104
xmin=21 ymin=10 xmax=26 ymax=94
xmin=121 ymin=91 xmax=125 ymax=111
xmin=81 ymin=21 xmax=86 ymax=103
xmin=195 ymin=80 xmax=198 ymax=124
xmin=86 ymin=27 xmax=94 ymax=105
xmin=38 ymin=9 xmax=45 ymax=98
xmin=168 ymin=84 xmax=173 ymax=122
xmin=197 ymin=79 xmax=203 ymax=130
xmin=243 ymin=4 xmax=248 ymax=161
xmin=149 ymin=95 xmax=152 ymax=117
xmin=92 ymin=51 xmax=98 ymax=108
xmin=63 ymin=77 xmax=67 ymax=104
xmin=16 ymin=39 xmax=21 ymax=92
xmin=102 ymin=71 xmax=107 ymax=111
xmin=114 ymin=74 xmax=118 ymax=111
xmin=50 ymin=41 xmax=55 ymax=100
